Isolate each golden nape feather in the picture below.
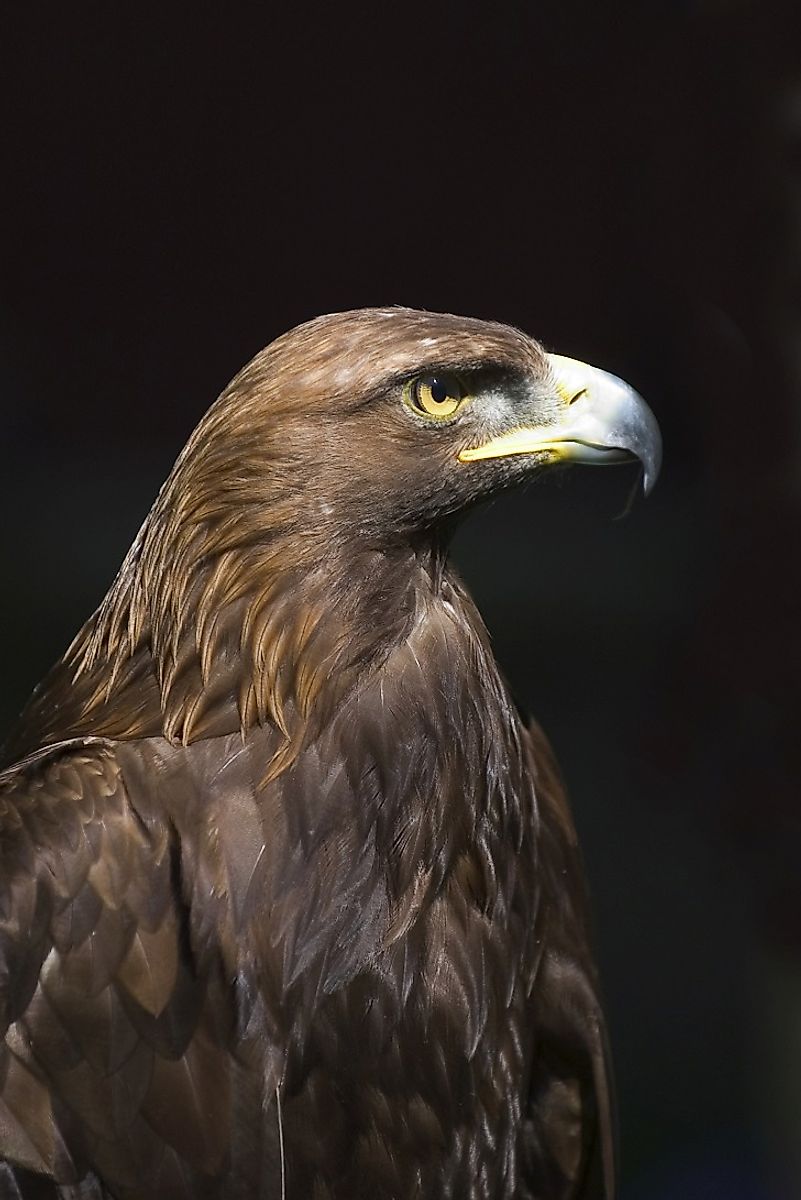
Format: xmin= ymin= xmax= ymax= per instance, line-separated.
xmin=0 ymin=308 xmax=660 ymax=1199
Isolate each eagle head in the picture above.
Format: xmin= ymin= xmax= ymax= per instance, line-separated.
xmin=6 ymin=308 xmax=660 ymax=759
xmin=181 ymin=307 xmax=660 ymax=550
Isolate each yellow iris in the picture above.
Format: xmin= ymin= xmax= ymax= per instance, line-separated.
xmin=405 ymin=374 xmax=466 ymax=420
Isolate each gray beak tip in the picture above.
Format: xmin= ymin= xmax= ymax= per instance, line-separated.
xmin=546 ymin=355 xmax=663 ymax=500
xmin=637 ymin=408 xmax=663 ymax=497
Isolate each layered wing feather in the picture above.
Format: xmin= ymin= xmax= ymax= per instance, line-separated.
xmin=0 ymin=739 xmax=231 ymax=1198
xmin=521 ymin=720 xmax=617 ymax=1200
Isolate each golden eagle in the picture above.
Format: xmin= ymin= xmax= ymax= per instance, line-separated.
xmin=0 ymin=309 xmax=660 ymax=1199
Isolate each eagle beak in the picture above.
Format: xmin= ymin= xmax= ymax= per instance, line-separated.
xmin=458 ymin=354 xmax=662 ymax=494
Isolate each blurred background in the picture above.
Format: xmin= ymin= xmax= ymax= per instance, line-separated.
xmin=2 ymin=2 xmax=799 ymax=1196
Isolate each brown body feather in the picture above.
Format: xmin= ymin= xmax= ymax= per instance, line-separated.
xmin=1 ymin=309 xmax=616 ymax=1198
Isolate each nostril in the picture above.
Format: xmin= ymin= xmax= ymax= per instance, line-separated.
xmin=568 ymin=388 xmax=588 ymax=406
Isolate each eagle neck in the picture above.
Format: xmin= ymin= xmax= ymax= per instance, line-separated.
xmin=7 ymin=526 xmax=445 ymax=762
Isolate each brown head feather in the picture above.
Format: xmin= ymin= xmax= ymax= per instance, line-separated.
xmin=3 ymin=307 xmax=548 ymax=769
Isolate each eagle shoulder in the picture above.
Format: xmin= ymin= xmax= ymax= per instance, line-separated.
xmin=0 ymin=737 xmax=232 ymax=1195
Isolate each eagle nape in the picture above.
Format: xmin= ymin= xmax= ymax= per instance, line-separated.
xmin=0 ymin=307 xmax=660 ymax=1200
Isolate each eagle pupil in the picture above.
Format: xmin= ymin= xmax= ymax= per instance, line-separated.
xmin=430 ymin=377 xmax=449 ymax=404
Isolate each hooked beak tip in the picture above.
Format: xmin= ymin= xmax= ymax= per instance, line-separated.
xmin=547 ymin=354 xmax=662 ymax=497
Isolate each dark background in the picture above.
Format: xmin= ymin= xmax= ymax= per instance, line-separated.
xmin=2 ymin=3 xmax=799 ymax=1196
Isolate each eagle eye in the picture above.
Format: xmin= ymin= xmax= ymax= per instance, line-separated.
xmin=404 ymin=373 xmax=467 ymax=421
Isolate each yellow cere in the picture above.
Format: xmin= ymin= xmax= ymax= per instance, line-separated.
xmin=547 ymin=354 xmax=594 ymax=407
xmin=554 ymin=380 xmax=577 ymax=405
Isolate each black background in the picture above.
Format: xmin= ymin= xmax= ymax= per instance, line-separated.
xmin=2 ymin=3 xmax=799 ymax=1196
